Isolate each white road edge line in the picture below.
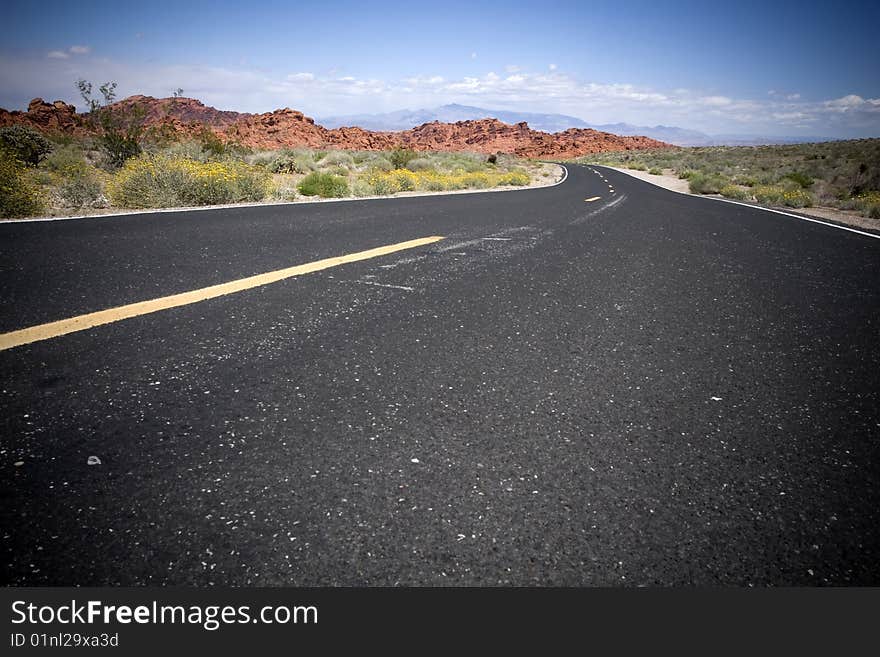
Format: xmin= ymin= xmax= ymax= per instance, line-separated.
xmin=0 ymin=164 xmax=570 ymax=226
xmin=596 ymin=165 xmax=880 ymax=241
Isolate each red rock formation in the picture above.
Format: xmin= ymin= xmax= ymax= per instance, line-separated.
xmin=108 ymin=95 xmax=250 ymax=128
xmin=0 ymin=98 xmax=82 ymax=134
xmin=0 ymin=95 xmax=672 ymax=157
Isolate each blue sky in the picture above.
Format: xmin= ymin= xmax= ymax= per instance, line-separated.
xmin=1 ymin=0 xmax=878 ymax=137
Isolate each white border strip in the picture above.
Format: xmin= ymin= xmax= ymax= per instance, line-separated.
xmin=593 ymin=165 xmax=880 ymax=241
xmin=0 ymin=164 xmax=569 ymax=226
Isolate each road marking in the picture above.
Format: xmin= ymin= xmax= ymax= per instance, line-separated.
xmin=0 ymin=235 xmax=444 ymax=351
xmin=584 ymin=197 xmax=601 ymax=202
xmin=343 ymin=280 xmax=415 ymax=291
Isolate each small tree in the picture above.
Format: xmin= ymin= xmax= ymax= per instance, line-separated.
xmin=77 ymin=79 xmax=145 ymax=168
xmin=389 ymin=147 xmax=418 ymax=170
xmin=0 ymin=125 xmax=53 ymax=166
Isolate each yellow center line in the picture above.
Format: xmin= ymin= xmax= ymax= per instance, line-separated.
xmin=0 ymin=235 xmax=445 ymax=351
xmin=584 ymin=196 xmax=601 ymax=202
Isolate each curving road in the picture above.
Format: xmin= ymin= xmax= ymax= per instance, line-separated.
xmin=1 ymin=164 xmax=878 ymax=585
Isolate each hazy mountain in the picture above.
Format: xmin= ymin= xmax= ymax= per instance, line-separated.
xmin=319 ymin=104 xmax=592 ymax=134
xmin=318 ymin=104 xmax=839 ymax=146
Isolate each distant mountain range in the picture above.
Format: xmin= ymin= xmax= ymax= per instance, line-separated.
xmin=319 ymin=104 xmax=836 ymax=147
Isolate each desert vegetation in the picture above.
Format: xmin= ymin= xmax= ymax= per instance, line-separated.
xmin=574 ymin=140 xmax=880 ymax=218
xmin=0 ymin=135 xmax=538 ymax=218
xmin=0 ymin=82 xmax=544 ymax=219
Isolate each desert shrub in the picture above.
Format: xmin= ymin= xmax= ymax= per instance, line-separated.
xmin=108 ymin=155 xmax=270 ymax=208
xmin=678 ymin=170 xmax=697 ymax=179
xmin=405 ymin=157 xmax=434 ymax=172
xmin=389 ymin=147 xmax=418 ymax=170
xmin=270 ymin=151 xmax=315 ymax=174
xmin=270 ymin=184 xmax=298 ymax=201
xmin=162 ymin=140 xmax=210 ymax=162
xmin=388 ymin=169 xmax=417 ymax=191
xmin=869 ymin=204 xmax=880 ymax=219
xmin=752 ymin=185 xmax=812 ymax=207
xmin=487 ymin=154 xmax=497 ymax=164
xmin=719 ymin=184 xmax=749 ymax=200
xmin=752 ymin=185 xmax=786 ymax=205
xmin=42 ymin=143 xmax=87 ymax=173
xmin=197 ymin=127 xmax=227 ymax=157
xmin=349 ymin=179 xmax=373 ymax=197
xmin=247 ymin=151 xmax=276 ymax=168
xmin=628 ymin=163 xmax=647 ymax=171
xmin=57 ymin=163 xmax=104 ymax=207
xmin=688 ymin=174 xmax=728 ymax=194
xmin=78 ymin=80 xmax=145 ymax=169
xmin=421 ymin=175 xmax=449 ymax=191
xmin=0 ymin=149 xmax=44 ymax=217
xmin=783 ymin=171 xmax=814 ymax=189
xmin=297 ymin=172 xmax=349 ymax=198
xmin=780 ymin=188 xmax=813 ymax=208
xmin=0 ymin=125 xmax=53 ymax=166
xmin=366 ymin=157 xmax=393 ymax=172
xmin=498 ymin=170 xmax=530 ymax=186
xmin=320 ymin=150 xmax=354 ymax=168
xmin=362 ymin=166 xmax=531 ymax=195
xmin=649 ymin=167 xmax=663 ymax=175
xmin=461 ymin=172 xmax=492 ymax=189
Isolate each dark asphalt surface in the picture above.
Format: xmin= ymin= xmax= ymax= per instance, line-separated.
xmin=1 ymin=165 xmax=878 ymax=585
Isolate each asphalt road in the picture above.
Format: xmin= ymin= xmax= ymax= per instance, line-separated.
xmin=1 ymin=165 xmax=878 ymax=585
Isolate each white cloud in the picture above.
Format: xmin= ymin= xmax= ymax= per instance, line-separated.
xmin=47 ymin=51 xmax=69 ymax=59
xmin=470 ymin=52 xmax=477 ymax=59
xmin=1 ymin=54 xmax=878 ymax=137
xmin=548 ymin=63 xmax=557 ymax=71
xmin=700 ymin=96 xmax=732 ymax=107
xmin=505 ymin=65 xmax=521 ymax=73
xmin=69 ymin=45 xmax=91 ymax=55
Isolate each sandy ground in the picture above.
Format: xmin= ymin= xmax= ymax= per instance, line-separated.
xmin=606 ymin=166 xmax=880 ymax=233
xmin=7 ymin=163 xmax=565 ymax=223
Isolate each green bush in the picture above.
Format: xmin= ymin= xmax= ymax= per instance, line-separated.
xmin=753 ymin=185 xmax=786 ymax=205
xmin=688 ymin=173 xmax=728 ymax=194
xmin=42 ymin=143 xmax=87 ymax=172
xmin=389 ymin=147 xmax=418 ymax=170
xmin=0 ymin=149 xmax=44 ymax=217
xmin=753 ymin=185 xmax=813 ymax=208
xmin=0 ymin=125 xmax=53 ymax=166
xmin=297 ymin=172 xmax=349 ymax=198
xmin=77 ymin=80 xmax=145 ymax=169
xmin=649 ymin=167 xmax=663 ymax=175
xmin=869 ymin=204 xmax=880 ymax=220
xmin=719 ymin=184 xmax=749 ymax=200
xmin=783 ymin=171 xmax=814 ymax=189
xmin=108 ymin=155 xmax=270 ymax=208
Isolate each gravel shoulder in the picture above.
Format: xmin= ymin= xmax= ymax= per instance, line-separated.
xmin=605 ymin=165 xmax=880 ymax=233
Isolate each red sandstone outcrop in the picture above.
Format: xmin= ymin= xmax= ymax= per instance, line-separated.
xmin=0 ymin=98 xmax=82 ymax=134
